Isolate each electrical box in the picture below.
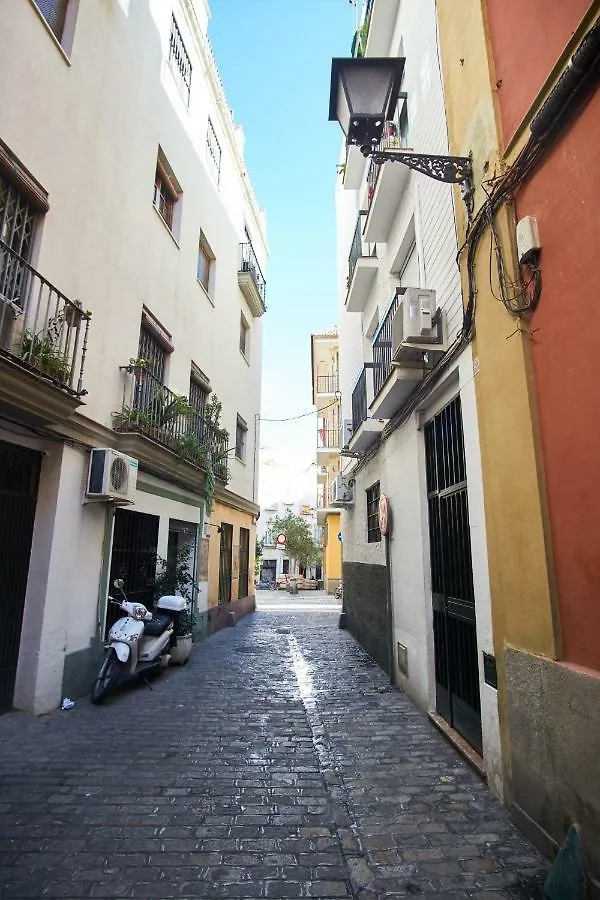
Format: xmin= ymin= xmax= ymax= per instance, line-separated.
xmin=516 ymin=215 xmax=541 ymax=263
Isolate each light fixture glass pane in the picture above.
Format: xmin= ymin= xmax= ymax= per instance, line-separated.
xmin=342 ymin=64 xmax=395 ymax=118
xmin=336 ymin=77 xmax=352 ymax=137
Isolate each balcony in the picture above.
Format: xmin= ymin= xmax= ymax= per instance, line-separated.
xmin=363 ymin=116 xmax=410 ymax=243
xmin=0 ymin=239 xmax=92 ymax=425
xmin=316 ymin=486 xmax=336 ymax=524
xmin=238 ymin=242 xmax=266 ymax=317
xmin=364 ymin=0 xmax=396 ymax=56
xmin=316 ymin=374 xmax=339 ymax=395
xmin=113 ymin=371 xmax=229 ymax=484
xmin=346 ymin=213 xmax=377 ymax=313
xmin=317 ymin=465 xmax=328 ymax=484
xmin=342 ymin=145 xmax=368 ymax=191
xmin=349 ymin=365 xmax=385 ymax=453
xmin=317 ymin=426 xmax=340 ymax=457
xmin=370 ymin=291 xmax=423 ymax=419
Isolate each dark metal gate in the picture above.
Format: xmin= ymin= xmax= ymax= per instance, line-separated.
xmin=424 ymin=396 xmax=482 ymax=753
xmin=0 ymin=442 xmax=41 ymax=712
xmin=238 ymin=527 xmax=250 ymax=599
xmin=106 ymin=509 xmax=159 ymax=637
xmin=218 ymin=523 xmax=233 ymax=604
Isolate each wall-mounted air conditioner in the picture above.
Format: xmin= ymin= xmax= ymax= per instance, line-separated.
xmin=340 ymin=419 xmax=353 ymax=449
xmin=392 ymin=289 xmax=448 ymax=362
xmin=331 ymin=475 xmax=354 ymax=505
xmin=86 ymin=449 xmax=138 ymax=503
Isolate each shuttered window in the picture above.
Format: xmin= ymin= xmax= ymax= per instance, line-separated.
xmin=34 ymin=0 xmax=69 ymax=42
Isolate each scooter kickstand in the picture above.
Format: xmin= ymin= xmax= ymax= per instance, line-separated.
xmin=141 ymin=675 xmax=153 ymax=691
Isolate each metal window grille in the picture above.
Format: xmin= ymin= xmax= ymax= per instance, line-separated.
xmin=35 ymin=0 xmax=69 ymax=41
xmin=348 ymin=212 xmax=375 ymax=284
xmin=189 ymin=376 xmax=207 ymax=415
xmin=0 ymin=173 xmax=36 ymax=265
xmin=235 ymin=417 xmax=247 ymax=461
xmin=206 ymin=118 xmax=222 ymax=184
xmin=366 ymin=481 xmax=381 ymax=543
xmin=239 ymin=527 xmax=250 ymax=598
xmin=153 ymin=168 xmax=176 ymax=230
xmin=168 ymin=15 xmax=192 ymax=105
xmin=138 ymin=326 xmax=165 ymax=383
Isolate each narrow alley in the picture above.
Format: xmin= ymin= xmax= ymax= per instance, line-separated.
xmin=0 ymin=595 xmax=547 ymax=900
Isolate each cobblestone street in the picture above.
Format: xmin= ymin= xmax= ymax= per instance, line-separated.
xmin=0 ymin=594 xmax=548 ymax=899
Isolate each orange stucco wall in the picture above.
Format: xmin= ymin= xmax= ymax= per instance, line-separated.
xmin=485 ymin=0 xmax=590 ymax=143
xmin=486 ymin=2 xmax=600 ymax=669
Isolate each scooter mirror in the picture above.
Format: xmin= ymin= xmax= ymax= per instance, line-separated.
xmin=114 ymin=578 xmax=125 ymax=590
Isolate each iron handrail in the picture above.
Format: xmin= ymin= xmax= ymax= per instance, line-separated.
xmin=239 ymin=242 xmax=266 ymax=303
xmin=0 ymin=238 xmax=91 ymax=395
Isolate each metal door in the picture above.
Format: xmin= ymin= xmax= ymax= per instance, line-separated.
xmin=106 ymin=509 xmax=159 ymax=637
xmin=424 ymin=396 xmax=482 ymax=752
xmin=0 ymin=442 xmax=41 ymax=712
xmin=238 ymin=527 xmax=250 ymax=598
xmin=218 ymin=523 xmax=233 ymax=604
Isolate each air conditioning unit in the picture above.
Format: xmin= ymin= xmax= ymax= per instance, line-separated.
xmin=340 ymin=419 xmax=353 ymax=448
xmin=392 ymin=289 xmax=448 ymax=362
xmin=331 ymin=475 xmax=354 ymax=505
xmin=86 ymin=449 xmax=138 ymax=503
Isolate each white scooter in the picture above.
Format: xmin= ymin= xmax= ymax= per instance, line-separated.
xmin=91 ymin=579 xmax=186 ymax=704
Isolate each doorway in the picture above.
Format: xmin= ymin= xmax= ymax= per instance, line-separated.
xmin=107 ymin=509 xmax=159 ymax=637
xmin=0 ymin=441 xmax=41 ymax=712
xmin=424 ymin=396 xmax=482 ymax=752
xmin=218 ymin=522 xmax=233 ymax=604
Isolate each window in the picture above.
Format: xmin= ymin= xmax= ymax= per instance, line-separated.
xmin=138 ymin=325 xmax=166 ymax=383
xmin=168 ymin=15 xmax=192 ymax=106
xmin=197 ymin=231 xmax=214 ymax=294
xmin=239 ymin=314 xmax=249 ymax=357
xmin=0 ymin=172 xmax=38 ymax=261
xmin=206 ymin=118 xmax=221 ymax=185
xmin=239 ymin=527 xmax=250 ymax=598
xmin=34 ymin=0 xmax=69 ymax=42
xmin=189 ymin=374 xmax=208 ymax=416
xmin=153 ymin=149 xmax=181 ymax=235
xmin=366 ymin=482 xmax=381 ymax=543
xmin=235 ymin=415 xmax=248 ymax=462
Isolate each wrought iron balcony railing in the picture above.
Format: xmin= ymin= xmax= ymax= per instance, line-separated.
xmin=351 ymin=366 xmax=368 ymax=435
xmin=348 ymin=212 xmax=376 ymax=286
xmin=316 ymin=374 xmax=339 ymax=395
xmin=239 ymin=242 xmax=266 ymax=304
xmin=0 ymin=239 xmax=91 ymax=395
xmin=317 ymin=427 xmax=340 ymax=450
xmin=366 ymin=108 xmax=409 ymax=209
xmin=113 ymin=370 xmax=229 ymax=481
xmin=373 ymin=292 xmax=401 ymax=396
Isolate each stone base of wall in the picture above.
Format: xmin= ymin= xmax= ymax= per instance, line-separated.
xmin=325 ymin=576 xmax=341 ymax=595
xmin=343 ymin=561 xmax=390 ymax=674
xmin=206 ymin=594 xmax=256 ymax=636
xmin=505 ymin=646 xmax=600 ymax=878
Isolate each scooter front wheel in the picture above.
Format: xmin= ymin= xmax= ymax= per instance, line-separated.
xmin=91 ymin=649 xmax=121 ymax=704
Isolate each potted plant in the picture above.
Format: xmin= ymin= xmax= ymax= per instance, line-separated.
xmin=127 ymin=357 xmax=150 ymax=379
xmin=153 ymin=543 xmax=196 ymax=664
xmin=64 ymin=299 xmax=90 ymax=328
xmin=20 ymin=330 xmax=71 ymax=383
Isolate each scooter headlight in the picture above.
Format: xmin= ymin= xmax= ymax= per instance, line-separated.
xmin=132 ymin=604 xmax=148 ymax=620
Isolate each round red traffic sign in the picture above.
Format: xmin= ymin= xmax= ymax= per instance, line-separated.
xmin=276 ymin=532 xmax=286 ymax=546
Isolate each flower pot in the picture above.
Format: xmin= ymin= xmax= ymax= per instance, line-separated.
xmin=64 ymin=305 xmax=83 ymax=327
xmin=171 ymin=633 xmax=192 ymax=665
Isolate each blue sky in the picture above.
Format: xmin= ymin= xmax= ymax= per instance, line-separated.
xmin=209 ymin=0 xmax=354 ymax=505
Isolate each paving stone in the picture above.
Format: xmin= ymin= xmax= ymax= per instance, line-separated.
xmin=0 ymin=593 xmax=548 ymax=899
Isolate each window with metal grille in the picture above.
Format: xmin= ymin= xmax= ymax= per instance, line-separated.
xmin=153 ymin=150 xmax=180 ymax=234
xmin=189 ymin=375 xmax=208 ymax=415
xmin=34 ymin=0 xmax=69 ymax=42
xmin=235 ymin=415 xmax=247 ymax=462
xmin=206 ymin=118 xmax=221 ymax=185
xmin=138 ymin=326 xmax=165 ymax=383
xmin=168 ymin=15 xmax=192 ymax=106
xmin=239 ymin=527 xmax=250 ymax=598
xmin=197 ymin=231 xmax=214 ymax=294
xmin=0 ymin=172 xmax=37 ymax=261
xmin=366 ymin=481 xmax=381 ymax=543
xmin=239 ymin=314 xmax=249 ymax=356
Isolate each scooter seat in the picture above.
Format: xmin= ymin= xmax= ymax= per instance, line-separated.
xmin=143 ymin=611 xmax=172 ymax=637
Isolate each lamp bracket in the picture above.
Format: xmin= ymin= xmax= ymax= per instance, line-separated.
xmin=361 ymin=147 xmax=474 ymax=215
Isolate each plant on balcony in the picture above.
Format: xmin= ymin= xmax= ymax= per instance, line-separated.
xmin=152 ymin=389 xmax=192 ymax=427
xmin=126 ymin=356 xmax=151 ymax=378
xmin=64 ymin=299 xmax=91 ymax=328
xmin=173 ymin=432 xmax=208 ymax=467
xmin=20 ymin=330 xmax=71 ymax=383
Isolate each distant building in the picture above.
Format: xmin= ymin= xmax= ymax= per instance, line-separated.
xmin=310 ymin=329 xmax=342 ymax=594
xmin=258 ymin=499 xmax=320 ymax=583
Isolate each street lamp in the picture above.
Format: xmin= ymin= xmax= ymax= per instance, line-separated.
xmin=329 ymin=57 xmax=473 ymax=213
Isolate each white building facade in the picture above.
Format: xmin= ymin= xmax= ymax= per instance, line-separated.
xmin=0 ymin=0 xmax=267 ymax=713
xmin=258 ymin=500 xmax=320 ymax=583
xmin=335 ymin=0 xmax=502 ymax=794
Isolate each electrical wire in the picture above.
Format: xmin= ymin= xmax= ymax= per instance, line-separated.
xmin=259 ymin=396 xmax=340 ymax=423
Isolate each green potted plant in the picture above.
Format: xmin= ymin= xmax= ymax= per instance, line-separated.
xmin=153 ymin=543 xmax=196 ymax=664
xmin=20 ymin=330 xmax=71 ymax=383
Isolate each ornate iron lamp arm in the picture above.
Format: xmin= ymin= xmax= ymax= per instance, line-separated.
xmin=361 ymin=147 xmax=474 ymax=215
